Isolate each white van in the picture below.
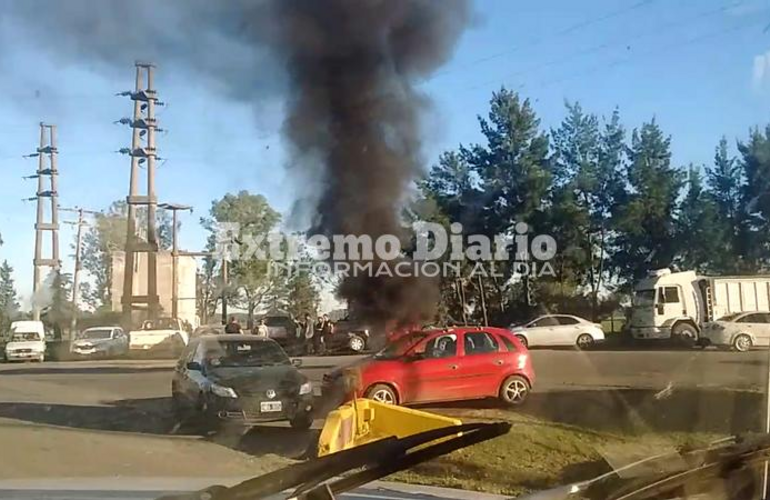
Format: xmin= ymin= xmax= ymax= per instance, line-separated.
xmin=5 ymin=320 xmax=46 ymax=362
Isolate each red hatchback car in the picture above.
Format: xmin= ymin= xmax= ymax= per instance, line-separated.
xmin=323 ymin=327 xmax=534 ymax=406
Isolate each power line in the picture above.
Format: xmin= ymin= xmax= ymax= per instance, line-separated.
xmin=521 ymin=12 xmax=766 ymax=95
xmin=462 ymin=0 xmax=754 ymax=93
xmin=431 ymin=0 xmax=657 ymax=80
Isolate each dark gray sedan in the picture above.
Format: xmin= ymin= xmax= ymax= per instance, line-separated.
xmin=171 ymin=334 xmax=314 ymax=431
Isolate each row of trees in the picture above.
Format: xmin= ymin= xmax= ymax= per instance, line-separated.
xmin=418 ymin=88 xmax=770 ymax=324
xmin=7 ymin=86 xmax=768 ymax=330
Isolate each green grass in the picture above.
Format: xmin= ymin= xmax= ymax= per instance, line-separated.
xmin=390 ymin=412 xmax=716 ymax=496
xmin=386 ymin=387 xmax=760 ymax=496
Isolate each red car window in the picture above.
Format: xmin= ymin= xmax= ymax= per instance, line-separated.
xmin=463 ymin=331 xmax=500 ymax=355
xmin=498 ymin=333 xmax=517 ymax=352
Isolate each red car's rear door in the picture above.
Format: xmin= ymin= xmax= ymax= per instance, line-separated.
xmin=455 ymin=331 xmax=505 ymax=398
xmin=402 ymin=333 xmax=463 ymax=403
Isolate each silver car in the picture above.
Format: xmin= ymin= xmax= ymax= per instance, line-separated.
xmin=70 ymin=327 xmax=129 ymax=358
xmin=700 ymin=311 xmax=770 ymax=352
xmin=508 ymin=314 xmax=605 ymax=349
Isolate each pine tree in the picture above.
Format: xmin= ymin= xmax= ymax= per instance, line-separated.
xmin=467 ymin=87 xmax=551 ymax=236
xmin=735 ymin=126 xmax=770 ymax=271
xmin=705 ymin=138 xmax=743 ymax=272
xmin=0 ymin=260 xmax=19 ymax=331
xmin=612 ymin=119 xmax=683 ymax=283
xmin=676 ymin=166 xmax=724 ymax=272
xmin=42 ymin=269 xmax=73 ymax=338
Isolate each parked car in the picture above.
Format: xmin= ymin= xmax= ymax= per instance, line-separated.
xmin=326 ymin=317 xmax=372 ymax=353
xmin=4 ymin=320 xmax=47 ymax=362
xmin=508 ymin=314 xmax=605 ymax=349
xmin=261 ymin=314 xmax=304 ymax=355
xmin=322 ymin=326 xmax=534 ymax=407
xmin=70 ymin=327 xmax=128 ymax=358
xmin=699 ymin=311 xmax=770 ymax=352
xmin=128 ymin=317 xmax=189 ymax=357
xmin=171 ymin=334 xmax=314 ymax=431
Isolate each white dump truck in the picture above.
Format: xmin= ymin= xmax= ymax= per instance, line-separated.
xmin=629 ymin=268 xmax=770 ymax=343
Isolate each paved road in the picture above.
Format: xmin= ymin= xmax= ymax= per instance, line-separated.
xmin=0 ymin=348 xmax=766 ymax=480
xmin=0 ymin=348 xmax=767 ymax=408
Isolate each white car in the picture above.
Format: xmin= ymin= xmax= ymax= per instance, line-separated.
xmin=508 ymin=314 xmax=605 ymax=349
xmin=4 ymin=320 xmax=47 ymax=362
xmin=700 ymin=311 xmax=770 ymax=352
xmin=128 ymin=318 xmax=189 ymax=357
xmin=70 ymin=326 xmax=129 ymax=358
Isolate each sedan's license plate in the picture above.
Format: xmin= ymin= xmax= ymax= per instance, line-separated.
xmin=260 ymin=401 xmax=282 ymax=413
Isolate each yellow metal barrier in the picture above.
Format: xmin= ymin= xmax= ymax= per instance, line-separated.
xmin=317 ymin=398 xmax=462 ymax=457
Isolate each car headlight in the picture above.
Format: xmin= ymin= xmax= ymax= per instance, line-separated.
xmin=210 ymin=383 xmax=238 ymax=398
xmin=299 ymin=381 xmax=313 ymax=395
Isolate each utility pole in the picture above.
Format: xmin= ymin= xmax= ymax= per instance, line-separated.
xmin=24 ymin=123 xmax=60 ymax=320
xmin=158 ymin=203 xmax=192 ymax=320
xmin=117 ymin=62 xmax=164 ymax=327
xmin=221 ymin=258 xmax=229 ymax=326
xmin=477 ymin=275 xmax=489 ymax=327
xmin=61 ymin=207 xmax=98 ymax=337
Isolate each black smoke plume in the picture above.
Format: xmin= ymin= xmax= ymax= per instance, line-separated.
xmin=2 ymin=0 xmax=470 ymax=330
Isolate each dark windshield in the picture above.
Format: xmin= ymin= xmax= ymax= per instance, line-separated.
xmin=717 ymin=313 xmax=742 ymax=322
xmin=10 ymin=332 xmax=40 ymax=342
xmin=375 ymin=333 xmax=428 ymax=360
xmin=205 ymin=340 xmax=290 ymax=368
xmin=143 ymin=318 xmax=177 ymax=330
xmin=78 ymin=329 xmax=112 ymax=340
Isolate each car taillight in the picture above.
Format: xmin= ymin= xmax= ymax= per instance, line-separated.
xmin=517 ymin=353 xmax=528 ymax=370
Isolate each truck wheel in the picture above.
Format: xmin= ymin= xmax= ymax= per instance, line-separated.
xmin=733 ymin=334 xmax=752 ymax=352
xmin=671 ymin=323 xmax=697 ymax=348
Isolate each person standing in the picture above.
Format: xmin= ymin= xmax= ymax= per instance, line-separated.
xmin=302 ymin=313 xmax=314 ymax=355
xmin=224 ymin=316 xmax=242 ymax=334
xmin=320 ymin=314 xmax=334 ymax=355
xmin=255 ymin=319 xmax=269 ymax=338
xmin=313 ymin=316 xmax=325 ymax=355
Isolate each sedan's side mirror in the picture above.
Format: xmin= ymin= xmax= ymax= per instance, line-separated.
xmin=186 ymin=361 xmax=202 ymax=371
xmin=291 ymin=358 xmax=303 ymax=368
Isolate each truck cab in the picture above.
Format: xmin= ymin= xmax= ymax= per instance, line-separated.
xmin=630 ymin=269 xmax=703 ymax=342
xmin=4 ymin=320 xmax=47 ymax=362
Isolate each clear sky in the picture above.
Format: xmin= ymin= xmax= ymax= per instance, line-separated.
xmin=0 ymin=0 xmax=768 ymax=307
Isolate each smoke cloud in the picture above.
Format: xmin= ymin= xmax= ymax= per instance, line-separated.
xmin=2 ymin=0 xmax=471 ymax=329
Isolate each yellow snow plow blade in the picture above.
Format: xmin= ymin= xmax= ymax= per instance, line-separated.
xmin=317 ymin=398 xmax=462 ymax=457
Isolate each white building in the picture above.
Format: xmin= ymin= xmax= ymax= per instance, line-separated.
xmin=110 ymin=251 xmax=198 ymax=327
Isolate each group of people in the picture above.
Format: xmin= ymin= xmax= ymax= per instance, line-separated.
xmin=222 ymin=313 xmax=335 ymax=355
xmin=297 ymin=313 xmax=334 ymax=355
xmin=223 ymin=316 xmax=269 ymax=337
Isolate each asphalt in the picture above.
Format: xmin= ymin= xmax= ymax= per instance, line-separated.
xmin=0 ymin=347 xmax=767 ymax=489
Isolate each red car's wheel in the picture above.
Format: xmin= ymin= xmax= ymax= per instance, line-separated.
xmin=365 ymin=384 xmax=398 ymax=405
xmin=499 ymin=375 xmax=530 ymax=406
